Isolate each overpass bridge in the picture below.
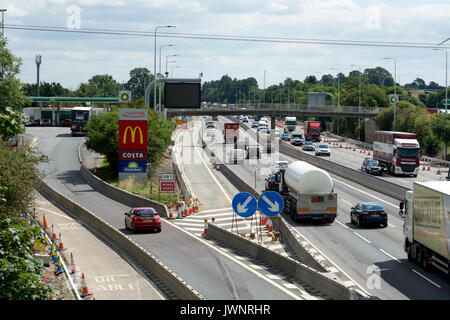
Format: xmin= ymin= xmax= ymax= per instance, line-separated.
xmin=165 ymin=103 xmax=380 ymax=119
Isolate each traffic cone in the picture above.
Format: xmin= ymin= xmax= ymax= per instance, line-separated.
xmin=51 ymin=224 xmax=57 ymax=240
xmin=58 ymin=233 xmax=65 ymax=251
xmin=262 ymin=218 xmax=267 ymax=225
xmin=80 ymin=273 xmax=92 ymax=297
xmin=360 ymin=149 xmax=362 ymax=153
xmin=42 ymin=214 xmax=48 ymax=229
xmin=423 ymin=165 xmax=426 ymax=171
xmin=428 ymin=166 xmax=430 ymax=171
xmin=368 ymin=151 xmax=371 ymax=155
xmin=194 ymin=198 xmax=199 ymax=213
xmin=177 ymin=202 xmax=183 ymax=219
xmin=70 ymin=252 xmax=76 ymax=274
xmin=183 ymin=201 xmax=187 ymax=217
xmin=188 ymin=200 xmax=193 ymax=215
xmin=55 ymin=258 xmax=63 ymax=275
xmin=363 ymin=148 xmax=366 ymax=153
xmin=202 ymin=218 xmax=208 ymax=236
xmin=437 ymin=166 xmax=441 ymax=175
xmin=211 ymin=217 xmax=215 ymax=224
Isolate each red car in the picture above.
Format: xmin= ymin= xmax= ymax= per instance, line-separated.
xmin=124 ymin=207 xmax=162 ymax=233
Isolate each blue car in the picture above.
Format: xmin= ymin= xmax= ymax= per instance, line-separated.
xmin=350 ymin=202 xmax=387 ymax=228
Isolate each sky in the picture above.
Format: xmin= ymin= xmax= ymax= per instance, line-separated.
xmin=2 ymin=0 xmax=450 ymax=92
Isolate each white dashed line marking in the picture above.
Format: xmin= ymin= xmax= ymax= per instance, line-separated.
xmin=353 ymin=232 xmax=372 ymax=244
xmin=412 ymin=270 xmax=441 ymax=288
xmin=379 ymin=248 xmax=402 ymax=263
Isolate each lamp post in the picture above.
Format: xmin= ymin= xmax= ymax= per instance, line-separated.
xmin=158 ymin=44 xmax=175 ymax=109
xmin=171 ymin=65 xmax=180 ymax=77
xmin=1 ymin=9 xmax=6 ymax=41
xmin=434 ymin=38 xmax=449 ymax=160
xmin=35 ymin=55 xmax=42 ymax=97
xmin=350 ymin=64 xmax=362 ymax=139
xmin=166 ymin=54 xmax=178 ymax=76
xmin=383 ymin=57 xmax=397 ymax=129
xmin=331 ymin=68 xmax=341 ymax=134
xmin=154 ymin=25 xmax=175 ymax=111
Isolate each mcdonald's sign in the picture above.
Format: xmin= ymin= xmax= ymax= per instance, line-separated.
xmin=119 ymin=120 xmax=148 ymax=150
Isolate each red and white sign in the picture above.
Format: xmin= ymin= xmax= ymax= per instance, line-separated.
xmin=160 ymin=181 xmax=176 ymax=192
xmin=224 ymin=123 xmax=239 ymax=140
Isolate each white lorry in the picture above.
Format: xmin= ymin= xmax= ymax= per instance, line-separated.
xmin=399 ymin=181 xmax=450 ymax=275
xmin=277 ymin=161 xmax=337 ymax=223
xmin=285 ymin=116 xmax=297 ymax=132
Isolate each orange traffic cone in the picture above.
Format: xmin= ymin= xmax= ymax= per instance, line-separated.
xmin=202 ymin=218 xmax=208 ymax=236
xmin=70 ymin=252 xmax=76 ymax=274
xmin=42 ymin=214 xmax=48 ymax=229
xmin=189 ymin=200 xmax=193 ymax=215
xmin=368 ymin=151 xmax=371 ymax=156
xmin=437 ymin=166 xmax=441 ymax=175
xmin=428 ymin=166 xmax=430 ymax=171
xmin=211 ymin=217 xmax=215 ymax=224
xmin=80 ymin=273 xmax=92 ymax=297
xmin=423 ymin=165 xmax=426 ymax=171
xmin=51 ymin=224 xmax=57 ymax=240
xmin=58 ymin=233 xmax=65 ymax=250
xmin=194 ymin=198 xmax=199 ymax=213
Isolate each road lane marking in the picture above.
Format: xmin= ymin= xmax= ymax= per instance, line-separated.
xmin=412 ymin=270 xmax=441 ymax=288
xmin=353 ymin=232 xmax=372 ymax=244
xmin=378 ymin=248 xmax=402 ymax=263
xmin=165 ymin=218 xmax=304 ymax=300
xmin=200 ymin=208 xmax=232 ymax=214
xmin=341 ymin=199 xmax=353 ymax=206
xmin=336 ymin=220 xmax=349 ymax=229
xmin=36 ymin=207 xmax=75 ymax=221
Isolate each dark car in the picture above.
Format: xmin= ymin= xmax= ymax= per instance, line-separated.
xmin=211 ymin=116 xmax=218 ymax=121
xmin=124 ymin=207 xmax=162 ymax=233
xmin=62 ymin=119 xmax=71 ymax=127
xmin=265 ymin=143 xmax=274 ymax=153
xmin=280 ymin=133 xmax=291 ymax=141
xmin=361 ymin=158 xmax=383 ymax=176
xmin=265 ymin=173 xmax=281 ymax=191
xmin=350 ymin=202 xmax=387 ymax=228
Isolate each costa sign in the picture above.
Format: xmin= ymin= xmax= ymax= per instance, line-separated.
xmin=119 ymin=150 xmax=147 ymax=161
xmin=119 ymin=108 xmax=147 ymax=121
xmin=119 ymin=120 xmax=148 ymax=150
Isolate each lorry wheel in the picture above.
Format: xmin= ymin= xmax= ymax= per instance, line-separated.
xmin=419 ymin=249 xmax=431 ymax=271
xmin=406 ymin=244 xmax=414 ymax=262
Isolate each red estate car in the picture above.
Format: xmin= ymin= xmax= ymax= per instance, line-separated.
xmin=124 ymin=207 xmax=162 ymax=233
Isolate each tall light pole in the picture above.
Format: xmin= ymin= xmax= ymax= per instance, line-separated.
xmin=331 ymin=68 xmax=341 ymax=135
xmin=1 ymin=9 xmax=6 ymax=41
xmin=171 ymin=65 xmax=180 ymax=77
xmin=154 ymin=25 xmax=175 ymax=111
xmin=434 ymin=37 xmax=449 ymax=160
xmin=350 ymin=64 xmax=362 ymax=140
xmin=158 ymin=44 xmax=174 ymax=109
xmin=35 ymin=54 xmax=42 ymax=97
xmin=166 ymin=54 xmax=178 ymax=76
xmin=383 ymin=57 xmax=397 ymax=129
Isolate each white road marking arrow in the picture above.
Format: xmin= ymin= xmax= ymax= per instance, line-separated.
xmin=237 ymin=196 xmax=253 ymax=214
xmin=261 ymin=195 xmax=280 ymax=213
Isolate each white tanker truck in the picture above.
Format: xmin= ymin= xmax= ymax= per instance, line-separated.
xmin=277 ymin=161 xmax=337 ymax=223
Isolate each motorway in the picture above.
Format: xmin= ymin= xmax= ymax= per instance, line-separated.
xmin=27 ymin=126 xmax=320 ymax=300
xmin=203 ymin=116 xmax=450 ymax=300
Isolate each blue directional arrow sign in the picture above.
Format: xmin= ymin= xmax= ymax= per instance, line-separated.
xmin=258 ymin=191 xmax=284 ymax=216
xmin=232 ymin=192 xmax=257 ymax=218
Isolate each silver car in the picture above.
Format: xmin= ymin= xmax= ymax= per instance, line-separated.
xmin=315 ymin=144 xmax=330 ymax=156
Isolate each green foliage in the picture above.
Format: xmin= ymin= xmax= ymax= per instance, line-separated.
xmin=85 ymin=107 xmax=174 ymax=177
xmin=23 ymin=82 xmax=70 ymax=97
xmin=124 ymin=67 xmax=153 ymax=100
xmin=77 ymin=74 xmax=120 ymax=97
xmin=0 ymin=38 xmax=29 ymax=112
xmin=0 ymin=140 xmax=47 ymax=221
xmin=0 ymin=219 xmax=56 ymax=300
xmin=0 ymin=107 xmax=26 ymax=141
xmin=422 ymin=131 xmax=442 ymax=156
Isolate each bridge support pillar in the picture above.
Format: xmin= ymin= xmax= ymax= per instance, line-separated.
xmin=364 ymin=118 xmax=378 ymax=143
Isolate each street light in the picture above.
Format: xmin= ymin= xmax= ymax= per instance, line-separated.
xmin=350 ymin=64 xmax=362 ymax=140
xmin=383 ymin=57 xmax=397 ymax=129
xmin=171 ymin=65 xmax=180 ymax=77
xmin=331 ymin=67 xmax=341 ymax=135
xmin=154 ymin=25 xmax=175 ymax=111
xmin=1 ymin=9 xmax=6 ymax=41
xmin=158 ymin=44 xmax=175 ymax=109
xmin=166 ymin=54 xmax=178 ymax=76
xmin=35 ymin=55 xmax=42 ymax=97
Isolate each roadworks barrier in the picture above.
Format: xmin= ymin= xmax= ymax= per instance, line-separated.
xmin=36 ymin=177 xmax=204 ymax=300
xmin=205 ymin=223 xmax=371 ymax=300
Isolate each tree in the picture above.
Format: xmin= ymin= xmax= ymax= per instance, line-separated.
xmin=125 ymin=67 xmax=152 ymax=100
xmin=431 ymin=113 xmax=450 ymax=160
xmin=304 ymin=75 xmax=318 ymax=85
xmin=77 ymin=74 xmax=120 ymax=97
xmin=364 ymin=67 xmax=394 ymax=87
xmin=0 ymin=39 xmax=29 ymax=112
xmin=23 ymin=82 xmax=70 ymax=97
xmin=0 ymin=107 xmax=27 ymax=142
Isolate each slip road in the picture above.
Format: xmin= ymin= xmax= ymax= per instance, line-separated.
xmin=179 ymin=304 xmax=271 ymax=317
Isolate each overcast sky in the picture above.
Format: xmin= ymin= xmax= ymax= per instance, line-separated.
xmin=2 ymin=0 xmax=450 ymax=91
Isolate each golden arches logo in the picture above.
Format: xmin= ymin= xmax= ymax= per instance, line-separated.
xmin=123 ymin=126 xmax=144 ymax=144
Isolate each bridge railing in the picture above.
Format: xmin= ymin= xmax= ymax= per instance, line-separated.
xmin=201 ymin=103 xmax=379 ymax=114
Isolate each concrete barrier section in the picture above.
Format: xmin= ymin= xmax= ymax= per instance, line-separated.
xmin=36 ymin=177 xmax=203 ymax=300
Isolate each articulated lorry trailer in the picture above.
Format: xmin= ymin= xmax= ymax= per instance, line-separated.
xmin=399 ymin=181 xmax=450 ymax=276
xmin=373 ymin=131 xmax=421 ymax=177
xmin=276 ymin=161 xmax=337 ymax=223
